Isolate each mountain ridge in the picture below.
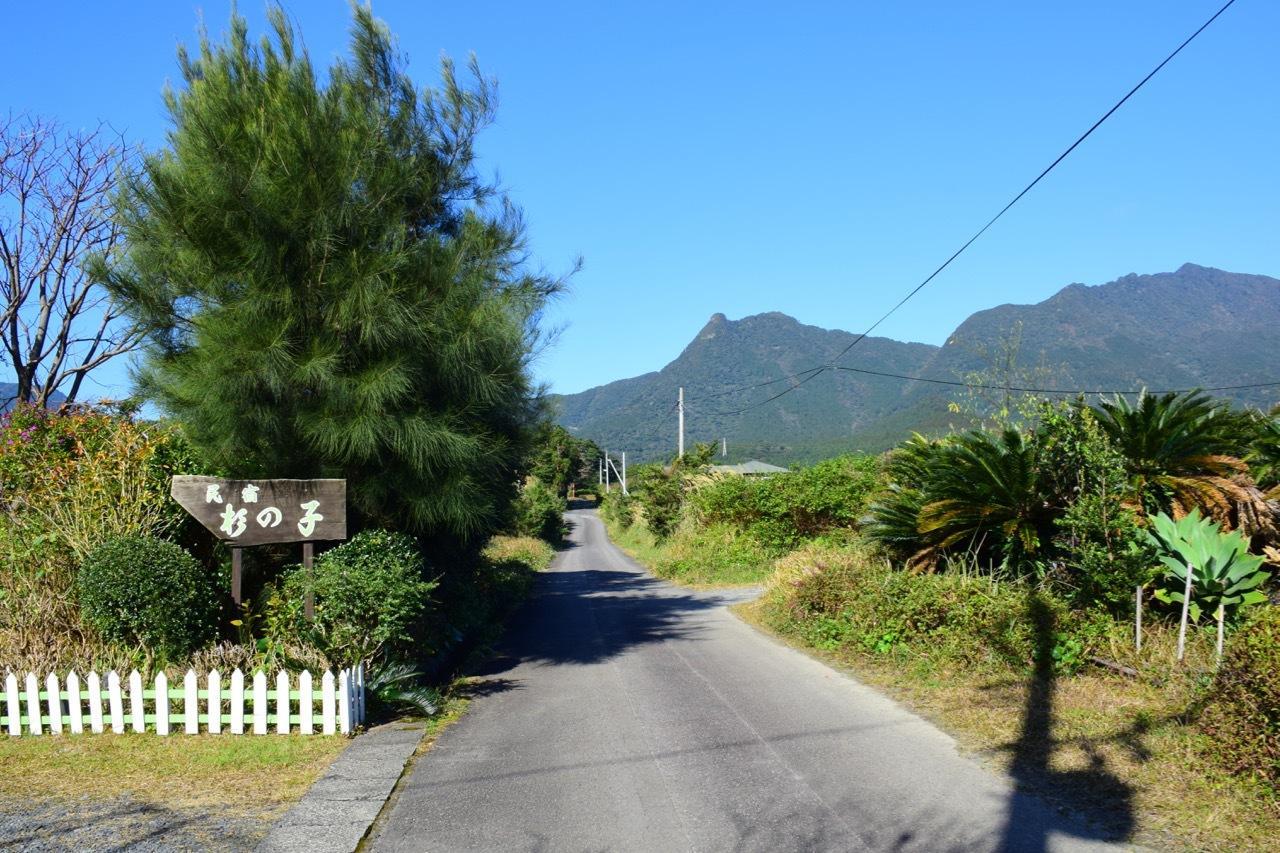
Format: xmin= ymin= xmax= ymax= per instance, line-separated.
xmin=552 ymin=264 xmax=1280 ymax=464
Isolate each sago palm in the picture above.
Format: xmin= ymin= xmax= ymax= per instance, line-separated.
xmin=1247 ymin=410 xmax=1280 ymax=499
xmin=866 ymin=435 xmax=941 ymax=570
xmin=915 ymin=428 xmax=1051 ymax=572
xmin=1093 ymin=391 xmax=1261 ymax=524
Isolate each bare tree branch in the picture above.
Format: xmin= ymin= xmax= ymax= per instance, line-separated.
xmin=0 ymin=113 xmax=142 ymax=407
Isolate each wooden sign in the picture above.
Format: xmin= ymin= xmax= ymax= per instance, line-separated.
xmin=170 ymin=476 xmax=347 ymax=546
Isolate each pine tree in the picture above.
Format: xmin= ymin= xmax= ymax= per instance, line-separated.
xmin=102 ymin=6 xmax=563 ymax=544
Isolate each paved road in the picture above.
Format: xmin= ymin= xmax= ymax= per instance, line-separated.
xmin=371 ymin=509 xmax=1131 ymax=853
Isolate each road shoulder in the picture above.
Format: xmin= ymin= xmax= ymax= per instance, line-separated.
xmin=258 ymin=722 xmax=425 ymax=853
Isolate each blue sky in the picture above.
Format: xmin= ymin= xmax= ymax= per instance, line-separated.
xmin=2 ymin=1 xmax=1276 ymax=398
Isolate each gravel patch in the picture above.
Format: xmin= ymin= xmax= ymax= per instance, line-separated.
xmin=0 ymin=795 xmax=272 ymax=852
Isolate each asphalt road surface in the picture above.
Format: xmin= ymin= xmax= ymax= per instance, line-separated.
xmin=370 ymin=508 xmax=1132 ymax=853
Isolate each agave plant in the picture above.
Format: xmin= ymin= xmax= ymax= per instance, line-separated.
xmin=1094 ymin=391 xmax=1263 ymax=524
xmin=1146 ymin=510 xmax=1269 ymax=624
xmin=1145 ymin=509 xmax=1270 ymax=662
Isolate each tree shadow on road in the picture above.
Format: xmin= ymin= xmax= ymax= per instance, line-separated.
xmin=473 ymin=566 xmax=727 ymax=673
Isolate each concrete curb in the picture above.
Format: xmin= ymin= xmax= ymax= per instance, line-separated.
xmin=257 ymin=721 xmax=425 ymax=853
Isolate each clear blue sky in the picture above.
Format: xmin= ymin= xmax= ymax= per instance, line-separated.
xmin=3 ymin=1 xmax=1276 ymax=398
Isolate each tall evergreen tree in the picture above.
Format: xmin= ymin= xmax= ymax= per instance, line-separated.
xmin=102 ymin=7 xmax=562 ymax=543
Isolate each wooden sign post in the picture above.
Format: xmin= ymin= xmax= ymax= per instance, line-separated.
xmin=171 ymin=476 xmax=347 ymax=616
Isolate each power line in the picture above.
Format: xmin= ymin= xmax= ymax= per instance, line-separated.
xmin=713 ymin=0 xmax=1239 ymax=417
xmin=687 ymin=366 xmax=826 ymax=402
xmin=695 ymin=366 xmax=1280 ymax=418
xmin=827 ymin=365 xmax=1280 ymax=396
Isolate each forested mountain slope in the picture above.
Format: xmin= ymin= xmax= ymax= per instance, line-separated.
xmin=553 ymin=265 xmax=1280 ymax=463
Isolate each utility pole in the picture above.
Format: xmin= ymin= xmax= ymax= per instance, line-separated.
xmin=621 ymin=452 xmax=627 ymax=495
xmin=721 ymin=437 xmax=727 ymax=458
xmin=604 ymin=451 xmax=611 ymax=492
xmin=677 ymin=387 xmax=685 ymax=458
xmin=598 ymin=457 xmax=603 ymax=487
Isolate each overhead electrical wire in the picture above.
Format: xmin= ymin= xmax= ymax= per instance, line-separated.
xmin=694 ymin=0 xmax=1239 ymax=418
xmin=825 ymin=365 xmax=1280 ymax=396
xmin=689 ymin=369 xmax=1280 ymax=421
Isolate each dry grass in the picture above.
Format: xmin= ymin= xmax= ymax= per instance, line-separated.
xmin=737 ymin=599 xmax=1280 ymax=852
xmin=482 ymin=534 xmax=555 ymax=573
xmin=0 ymin=733 xmax=348 ymax=819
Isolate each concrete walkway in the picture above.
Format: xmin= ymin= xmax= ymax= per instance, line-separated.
xmin=258 ymin=721 xmax=424 ymax=853
xmin=367 ymin=509 xmax=1135 ymax=852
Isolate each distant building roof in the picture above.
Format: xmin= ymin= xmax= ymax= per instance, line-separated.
xmin=709 ymin=460 xmax=790 ymax=476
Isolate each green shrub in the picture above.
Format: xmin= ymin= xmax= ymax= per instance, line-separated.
xmin=693 ymin=455 xmax=881 ymax=551
xmin=512 ymin=478 xmax=565 ymax=542
xmin=650 ymin=522 xmax=773 ymax=585
xmin=631 ymin=463 xmax=685 ymax=537
xmin=691 ymin=450 xmax=880 ymax=550
xmin=272 ymin=530 xmax=436 ymax=667
xmin=421 ymin=534 xmax=550 ymax=660
xmin=1053 ymin=493 xmax=1155 ymax=613
xmin=762 ymin=542 xmax=1088 ymax=674
xmin=77 ymin=535 xmax=220 ymax=658
xmin=598 ymin=489 xmax=635 ymax=528
xmin=1198 ymin=606 xmax=1280 ymax=786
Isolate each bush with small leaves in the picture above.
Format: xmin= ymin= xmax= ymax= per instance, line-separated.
xmin=511 ymin=478 xmax=564 ymax=543
xmin=77 ymin=535 xmax=220 ymax=658
xmin=272 ymin=530 xmax=436 ymax=667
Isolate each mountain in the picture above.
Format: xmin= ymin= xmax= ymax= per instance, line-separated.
xmin=551 ymin=265 xmax=1280 ymax=464
xmin=0 ymin=384 xmax=67 ymax=413
xmin=554 ymin=312 xmax=938 ymax=462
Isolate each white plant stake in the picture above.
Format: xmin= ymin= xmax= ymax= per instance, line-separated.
xmin=1215 ymin=604 xmax=1225 ymax=665
xmin=1176 ymin=563 xmax=1194 ymax=662
xmin=1135 ymin=585 xmax=1143 ymax=652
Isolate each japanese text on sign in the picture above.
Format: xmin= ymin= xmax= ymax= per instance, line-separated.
xmin=170 ymin=476 xmax=346 ymax=545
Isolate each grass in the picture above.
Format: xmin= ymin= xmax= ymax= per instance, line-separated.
xmin=482 ymin=534 xmax=555 ymax=573
xmin=605 ymin=517 xmax=774 ymax=586
xmin=0 ymin=732 xmax=348 ymax=818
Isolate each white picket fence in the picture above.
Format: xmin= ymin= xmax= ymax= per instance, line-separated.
xmin=1 ymin=665 xmax=364 ymax=736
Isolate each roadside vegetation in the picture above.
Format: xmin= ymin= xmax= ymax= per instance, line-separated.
xmin=0 ymin=6 xmax=572 ymax=827
xmin=602 ymin=392 xmax=1280 ymax=848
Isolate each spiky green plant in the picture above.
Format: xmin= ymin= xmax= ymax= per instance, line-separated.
xmin=916 ymin=428 xmax=1051 ymax=571
xmin=1146 ymin=510 xmax=1269 ymax=624
xmin=99 ymin=6 xmax=563 ymax=544
xmin=866 ymin=435 xmax=942 ymax=571
xmin=366 ymin=660 xmax=442 ymax=719
xmin=1093 ymin=391 xmax=1259 ymax=523
xmin=1247 ymin=412 xmax=1280 ymax=499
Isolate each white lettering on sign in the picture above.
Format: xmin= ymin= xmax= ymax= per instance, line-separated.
xmin=297 ymin=500 xmax=324 ymax=537
xmin=171 ymin=476 xmax=346 ymax=544
xmin=256 ymin=506 xmax=283 ymax=528
xmin=219 ymin=505 xmax=248 ymax=538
